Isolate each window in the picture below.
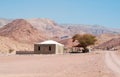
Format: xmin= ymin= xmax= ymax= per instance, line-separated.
xmin=38 ymin=46 xmax=40 ymax=51
xmin=49 ymin=46 xmax=51 ymax=51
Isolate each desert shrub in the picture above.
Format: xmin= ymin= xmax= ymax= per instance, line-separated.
xmin=9 ymin=49 xmax=14 ymax=53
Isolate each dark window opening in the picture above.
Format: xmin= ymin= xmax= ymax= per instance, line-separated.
xmin=49 ymin=46 xmax=51 ymax=51
xmin=38 ymin=46 xmax=40 ymax=51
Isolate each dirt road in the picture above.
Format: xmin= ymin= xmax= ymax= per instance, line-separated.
xmin=0 ymin=52 xmax=113 ymax=77
xmin=105 ymin=51 xmax=120 ymax=77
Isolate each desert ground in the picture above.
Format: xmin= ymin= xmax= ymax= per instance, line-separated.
xmin=0 ymin=51 xmax=119 ymax=77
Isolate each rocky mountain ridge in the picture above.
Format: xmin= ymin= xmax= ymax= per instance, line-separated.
xmin=0 ymin=18 xmax=120 ymax=52
xmin=1 ymin=18 xmax=120 ymax=36
xmin=61 ymin=24 xmax=120 ymax=35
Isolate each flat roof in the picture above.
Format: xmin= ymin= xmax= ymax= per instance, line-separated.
xmin=36 ymin=40 xmax=64 ymax=46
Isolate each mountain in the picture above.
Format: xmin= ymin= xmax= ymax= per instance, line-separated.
xmin=0 ymin=18 xmax=68 ymax=53
xmin=61 ymin=24 xmax=120 ymax=35
xmin=0 ymin=18 xmax=120 ymax=53
xmin=59 ymin=38 xmax=73 ymax=48
xmin=95 ymin=37 xmax=120 ymax=50
xmin=0 ymin=18 xmax=120 ymax=37
xmin=60 ymin=24 xmax=120 ymax=49
xmin=0 ymin=36 xmax=33 ymax=53
xmin=26 ymin=18 xmax=68 ymax=38
xmin=0 ymin=19 xmax=46 ymax=43
xmin=0 ymin=18 xmax=12 ymax=27
xmin=96 ymin=34 xmax=120 ymax=44
xmin=0 ymin=18 xmax=120 ymax=38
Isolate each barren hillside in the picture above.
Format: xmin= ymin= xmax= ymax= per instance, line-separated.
xmin=0 ymin=18 xmax=119 ymax=53
xmin=61 ymin=24 xmax=120 ymax=35
xmin=0 ymin=36 xmax=33 ymax=53
xmin=95 ymin=37 xmax=120 ymax=50
xmin=0 ymin=19 xmax=46 ymax=43
xmin=0 ymin=18 xmax=12 ymax=27
xmin=96 ymin=34 xmax=120 ymax=45
xmin=0 ymin=18 xmax=69 ymax=53
xmin=26 ymin=18 xmax=68 ymax=38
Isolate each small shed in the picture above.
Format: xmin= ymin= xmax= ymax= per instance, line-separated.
xmin=34 ymin=40 xmax=64 ymax=54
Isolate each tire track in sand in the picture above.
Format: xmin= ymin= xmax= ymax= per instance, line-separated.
xmin=105 ymin=51 xmax=120 ymax=77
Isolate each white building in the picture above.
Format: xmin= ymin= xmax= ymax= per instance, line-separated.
xmin=34 ymin=40 xmax=64 ymax=54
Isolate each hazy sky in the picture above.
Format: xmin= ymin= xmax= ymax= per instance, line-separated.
xmin=0 ymin=0 xmax=120 ymax=28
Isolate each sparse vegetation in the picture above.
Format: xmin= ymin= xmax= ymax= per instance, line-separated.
xmin=72 ymin=34 xmax=97 ymax=53
xmin=8 ymin=49 xmax=14 ymax=53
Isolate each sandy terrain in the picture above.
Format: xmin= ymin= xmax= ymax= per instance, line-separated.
xmin=0 ymin=51 xmax=114 ymax=77
xmin=105 ymin=51 xmax=120 ymax=77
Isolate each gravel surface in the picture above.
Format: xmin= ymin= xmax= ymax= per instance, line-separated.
xmin=0 ymin=51 xmax=114 ymax=77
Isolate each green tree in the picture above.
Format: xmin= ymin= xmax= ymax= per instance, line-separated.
xmin=72 ymin=34 xmax=97 ymax=53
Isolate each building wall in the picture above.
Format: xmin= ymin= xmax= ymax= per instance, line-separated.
xmin=56 ymin=44 xmax=64 ymax=54
xmin=34 ymin=44 xmax=56 ymax=54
